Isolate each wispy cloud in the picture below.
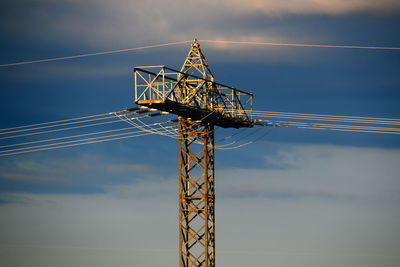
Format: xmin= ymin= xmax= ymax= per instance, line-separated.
xmin=0 ymin=153 xmax=164 ymax=192
xmin=1 ymin=0 xmax=399 ymax=50
xmin=219 ymin=144 xmax=400 ymax=202
xmin=210 ymin=0 xmax=400 ymax=15
xmin=0 ymin=144 xmax=399 ymax=266
xmin=106 ymin=163 xmax=158 ymax=176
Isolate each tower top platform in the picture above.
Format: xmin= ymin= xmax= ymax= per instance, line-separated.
xmin=133 ymin=40 xmax=254 ymax=128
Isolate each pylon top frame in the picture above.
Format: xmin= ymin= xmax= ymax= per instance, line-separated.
xmin=133 ymin=65 xmax=254 ymax=128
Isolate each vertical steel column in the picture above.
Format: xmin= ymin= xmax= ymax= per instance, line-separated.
xmin=178 ymin=117 xmax=215 ymax=267
xmin=132 ymin=39 xmax=254 ymax=267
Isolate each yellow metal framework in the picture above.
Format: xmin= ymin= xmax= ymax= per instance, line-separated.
xmin=134 ymin=39 xmax=254 ymax=266
xmin=177 ymin=40 xmax=216 ymax=267
xmin=178 ymin=118 xmax=215 ymax=266
xmin=133 ymin=40 xmax=253 ymax=129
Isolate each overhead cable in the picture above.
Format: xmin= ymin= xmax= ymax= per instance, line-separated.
xmin=216 ymin=127 xmax=273 ymax=150
xmin=275 ymin=120 xmax=400 ymax=132
xmin=0 ymin=114 xmax=119 ymax=135
xmin=0 ymin=121 xmax=177 ymax=156
xmin=256 ymin=119 xmax=400 ymax=135
xmin=0 ymin=124 xmax=176 ymax=154
xmin=0 ymin=131 xmax=151 ymax=157
xmin=253 ymin=110 xmax=400 ymax=121
xmin=0 ymin=112 xmax=113 ymax=132
xmin=0 ymin=107 xmax=145 ymax=134
xmin=115 ymin=113 xmax=178 ymax=139
xmin=201 ymin=40 xmax=400 ymax=51
xmin=0 ymin=41 xmax=191 ymax=68
xmin=252 ymin=110 xmax=400 ymax=125
xmin=2 ymin=119 xmax=176 ymax=151
xmin=0 ymin=109 xmax=155 ymax=140
xmin=215 ymin=126 xmax=263 ymax=148
xmin=0 ymin=126 xmax=136 ymax=149
xmin=3 ymin=38 xmax=398 ymax=69
xmin=0 ymin=118 xmax=124 ymax=140
xmin=0 ymin=116 xmax=174 ymax=150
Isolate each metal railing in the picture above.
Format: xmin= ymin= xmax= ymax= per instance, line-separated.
xmin=134 ymin=66 xmax=253 ymax=122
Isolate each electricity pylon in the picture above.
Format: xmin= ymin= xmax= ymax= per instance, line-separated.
xmin=134 ymin=39 xmax=254 ymax=266
xmin=177 ymin=42 xmax=216 ymax=266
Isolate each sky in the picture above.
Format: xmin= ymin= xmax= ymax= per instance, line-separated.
xmin=0 ymin=1 xmax=400 ymax=266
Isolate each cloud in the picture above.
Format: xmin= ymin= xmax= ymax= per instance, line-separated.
xmin=211 ymin=0 xmax=400 ymax=15
xmin=0 ymin=153 xmax=166 ymax=192
xmin=106 ymin=163 xmax=157 ymax=175
xmin=107 ymin=178 xmax=176 ymax=199
xmin=0 ymin=157 xmax=91 ymax=184
xmin=1 ymin=144 xmax=399 ymax=267
xmin=218 ymin=144 xmax=400 ymax=203
xmin=1 ymin=0 xmax=399 ymax=51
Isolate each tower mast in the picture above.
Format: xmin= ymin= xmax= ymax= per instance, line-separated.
xmin=134 ymin=39 xmax=254 ymax=267
xmin=178 ymin=40 xmax=215 ymax=267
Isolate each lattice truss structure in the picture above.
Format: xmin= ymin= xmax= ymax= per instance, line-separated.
xmin=178 ymin=118 xmax=215 ymax=266
xmin=134 ymin=40 xmax=254 ymax=267
xmin=134 ymin=43 xmax=254 ymax=128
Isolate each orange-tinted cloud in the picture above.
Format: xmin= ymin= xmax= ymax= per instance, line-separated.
xmin=206 ymin=0 xmax=400 ymax=15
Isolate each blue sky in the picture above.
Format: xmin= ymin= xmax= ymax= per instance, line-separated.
xmin=0 ymin=1 xmax=400 ymax=266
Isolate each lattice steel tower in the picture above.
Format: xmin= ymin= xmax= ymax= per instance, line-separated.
xmin=134 ymin=39 xmax=254 ymax=266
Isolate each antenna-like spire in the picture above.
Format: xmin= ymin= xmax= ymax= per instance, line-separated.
xmin=180 ymin=39 xmax=214 ymax=81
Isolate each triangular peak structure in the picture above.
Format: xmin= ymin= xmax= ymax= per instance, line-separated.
xmin=180 ymin=39 xmax=214 ymax=82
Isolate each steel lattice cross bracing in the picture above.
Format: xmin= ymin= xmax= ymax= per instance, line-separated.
xmin=178 ymin=118 xmax=215 ymax=266
xmin=133 ymin=55 xmax=254 ymax=128
xmin=133 ymin=39 xmax=255 ymax=267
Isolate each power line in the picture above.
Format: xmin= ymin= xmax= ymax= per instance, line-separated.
xmin=216 ymin=127 xmax=273 ymax=150
xmin=251 ymin=110 xmax=400 ymax=135
xmin=2 ymin=106 xmax=399 ymax=157
xmin=284 ymin=121 xmax=400 ymax=132
xmin=0 ymin=131 xmax=151 ymax=157
xmin=0 ymin=112 xmax=113 ymax=132
xmin=0 ymin=118 xmax=124 ymax=140
xmin=1 ymin=120 xmax=176 ymax=153
xmin=252 ymin=110 xmax=400 ymax=124
xmin=0 ymin=108 xmax=145 ymax=133
xmin=0 ymin=114 xmax=117 ymax=135
xmin=215 ymin=127 xmax=263 ymax=148
xmin=259 ymin=119 xmax=400 ymax=135
xmin=0 ymin=121 xmax=177 ymax=156
xmin=2 ymin=38 xmax=399 ymax=69
xmin=115 ymin=114 xmax=178 ymax=139
xmin=297 ymin=126 xmax=400 ymax=135
xmin=0 ymin=41 xmax=191 ymax=68
xmin=0 ymin=126 xmax=136 ymax=149
xmin=253 ymin=114 xmax=400 ymax=127
xmin=0 ymin=109 xmax=156 ymax=140
xmin=200 ymin=40 xmax=400 ymax=51
xmin=0 ymin=124 xmax=176 ymax=154
xmin=1 ymin=128 xmax=146 ymax=154
xmin=136 ymin=117 xmax=178 ymax=138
